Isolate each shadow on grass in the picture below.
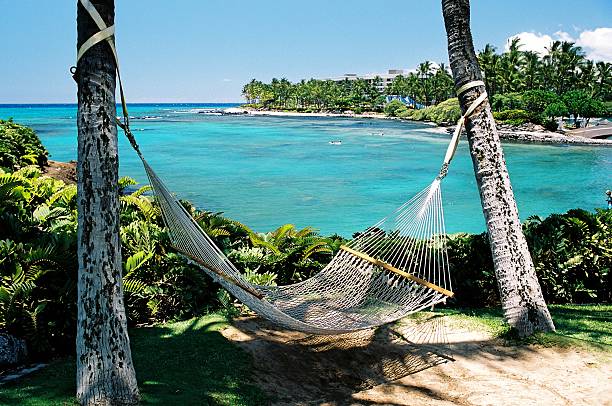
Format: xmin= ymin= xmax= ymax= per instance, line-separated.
xmin=0 ymin=314 xmax=267 ymax=406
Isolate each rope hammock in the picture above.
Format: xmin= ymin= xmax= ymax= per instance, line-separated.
xmin=76 ymin=0 xmax=488 ymax=335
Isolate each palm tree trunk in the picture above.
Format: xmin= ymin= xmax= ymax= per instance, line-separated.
xmin=441 ymin=0 xmax=555 ymax=336
xmin=76 ymin=0 xmax=140 ymax=404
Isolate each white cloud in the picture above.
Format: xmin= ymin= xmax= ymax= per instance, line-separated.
xmin=505 ymin=28 xmax=612 ymax=62
xmin=554 ymin=30 xmax=573 ymax=42
xmin=506 ymin=32 xmax=553 ymax=55
xmin=222 ymin=78 xmax=232 ymax=82
xmin=576 ymin=28 xmax=612 ymax=62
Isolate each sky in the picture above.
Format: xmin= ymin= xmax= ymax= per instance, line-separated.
xmin=0 ymin=0 xmax=610 ymax=103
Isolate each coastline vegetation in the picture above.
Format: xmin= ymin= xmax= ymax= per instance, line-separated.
xmin=1 ymin=121 xmax=610 ymax=362
xmin=242 ymin=40 xmax=611 ymax=128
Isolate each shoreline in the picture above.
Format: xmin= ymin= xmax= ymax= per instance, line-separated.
xmin=242 ymin=108 xmax=392 ymax=121
xmin=239 ymin=107 xmax=612 ymax=147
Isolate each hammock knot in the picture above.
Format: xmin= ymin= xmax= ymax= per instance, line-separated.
xmin=437 ymin=163 xmax=449 ymax=180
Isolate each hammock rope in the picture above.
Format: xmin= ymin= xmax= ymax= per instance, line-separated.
xmin=75 ymin=0 xmax=489 ymax=335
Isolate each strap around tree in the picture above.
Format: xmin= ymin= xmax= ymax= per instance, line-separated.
xmin=76 ymin=0 xmax=142 ymax=157
xmin=437 ymin=80 xmax=488 ymax=180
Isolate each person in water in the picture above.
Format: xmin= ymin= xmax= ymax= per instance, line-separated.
xmin=607 ymin=190 xmax=612 ymax=209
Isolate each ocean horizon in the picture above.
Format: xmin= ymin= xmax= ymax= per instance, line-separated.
xmin=1 ymin=103 xmax=611 ymax=237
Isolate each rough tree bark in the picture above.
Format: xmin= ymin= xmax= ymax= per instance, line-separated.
xmin=441 ymin=0 xmax=555 ymax=336
xmin=76 ymin=0 xmax=140 ymax=404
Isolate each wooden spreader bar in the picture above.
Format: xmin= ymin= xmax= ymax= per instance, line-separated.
xmin=340 ymin=245 xmax=455 ymax=298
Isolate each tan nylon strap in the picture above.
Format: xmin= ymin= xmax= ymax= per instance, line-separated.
xmin=456 ymin=80 xmax=485 ymax=96
xmin=76 ymin=0 xmax=141 ymax=155
xmin=438 ymin=80 xmax=488 ymax=177
xmin=76 ymin=25 xmax=116 ymax=63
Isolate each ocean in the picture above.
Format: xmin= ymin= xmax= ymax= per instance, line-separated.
xmin=1 ymin=103 xmax=611 ymax=236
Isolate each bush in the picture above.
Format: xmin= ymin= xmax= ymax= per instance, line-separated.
xmin=542 ymin=118 xmax=559 ymax=132
xmin=544 ymin=101 xmax=569 ymax=120
xmin=383 ymin=100 xmax=408 ymax=117
xmin=408 ymin=98 xmax=461 ymax=125
xmin=523 ymin=209 xmax=611 ymax=303
xmin=491 ymin=92 xmax=524 ymax=112
xmin=0 ymin=167 xmax=217 ymax=356
xmin=448 ymin=209 xmax=611 ymax=306
xmin=446 ymin=233 xmax=497 ymax=306
xmin=493 ymin=109 xmax=531 ymax=123
xmin=0 ymin=119 xmax=48 ymax=170
xmin=397 ymin=108 xmax=415 ymax=119
xmin=521 ymin=90 xmax=559 ymax=116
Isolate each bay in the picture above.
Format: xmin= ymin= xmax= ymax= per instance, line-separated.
xmin=2 ymin=103 xmax=610 ymax=236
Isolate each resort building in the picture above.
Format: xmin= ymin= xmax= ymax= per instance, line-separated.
xmin=326 ymin=69 xmax=413 ymax=92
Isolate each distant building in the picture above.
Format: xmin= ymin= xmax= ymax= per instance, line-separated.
xmin=326 ymin=69 xmax=413 ymax=92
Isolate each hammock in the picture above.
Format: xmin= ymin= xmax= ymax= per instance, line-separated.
xmin=76 ymin=0 xmax=488 ymax=335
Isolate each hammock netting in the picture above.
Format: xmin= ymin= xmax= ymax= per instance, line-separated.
xmin=143 ymin=159 xmax=453 ymax=335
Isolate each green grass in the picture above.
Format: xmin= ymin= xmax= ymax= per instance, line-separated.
xmin=441 ymin=304 xmax=612 ymax=350
xmin=1 ymin=305 xmax=609 ymax=405
xmin=0 ymin=314 xmax=267 ymax=406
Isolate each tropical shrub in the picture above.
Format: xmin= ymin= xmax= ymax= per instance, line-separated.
xmin=523 ymin=209 xmax=611 ymax=303
xmin=493 ymin=109 xmax=531 ymax=124
xmin=542 ymin=119 xmax=560 ymax=132
xmin=521 ymin=90 xmax=560 ymax=116
xmin=229 ymin=224 xmax=342 ymax=285
xmin=447 ymin=209 xmax=611 ymax=306
xmin=0 ymin=120 xmax=48 ymax=170
xmin=384 ymin=100 xmax=409 ymax=117
xmin=446 ymin=233 xmax=497 ymax=306
xmin=491 ymin=92 xmax=524 ymax=112
xmin=544 ymin=101 xmax=569 ymax=121
xmin=0 ymin=167 xmax=217 ymax=354
xmin=0 ymin=166 xmax=77 ymax=356
xmin=409 ymin=98 xmax=461 ymax=125
xmin=562 ymin=90 xmax=592 ymax=126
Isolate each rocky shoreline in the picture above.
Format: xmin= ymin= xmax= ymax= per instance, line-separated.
xmin=237 ymin=107 xmax=612 ymax=147
xmin=496 ymin=130 xmax=612 ymax=146
xmin=446 ymin=122 xmax=612 ymax=146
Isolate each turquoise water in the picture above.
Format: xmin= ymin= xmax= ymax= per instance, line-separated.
xmin=1 ymin=104 xmax=611 ymax=236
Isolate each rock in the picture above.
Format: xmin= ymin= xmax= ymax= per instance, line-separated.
xmin=222 ymin=107 xmax=247 ymax=115
xmin=43 ymin=160 xmax=77 ymax=184
xmin=0 ymin=333 xmax=28 ymax=366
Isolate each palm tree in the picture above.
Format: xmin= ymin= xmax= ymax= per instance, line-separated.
xmin=498 ymin=38 xmax=525 ymax=93
xmin=523 ymin=51 xmax=542 ymax=91
xmin=595 ymin=62 xmax=612 ymax=99
xmin=547 ymin=41 xmax=586 ymax=95
xmin=432 ymin=63 xmax=454 ymax=102
xmin=406 ymin=73 xmax=421 ymax=107
xmin=441 ymin=0 xmax=555 ymax=337
xmin=478 ymin=44 xmax=499 ymax=97
xmin=75 ymin=0 xmax=139 ymax=404
xmin=418 ymin=61 xmax=434 ymax=105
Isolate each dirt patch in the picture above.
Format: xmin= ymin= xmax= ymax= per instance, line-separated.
xmin=221 ymin=316 xmax=611 ymax=405
xmin=42 ymin=160 xmax=76 ymax=184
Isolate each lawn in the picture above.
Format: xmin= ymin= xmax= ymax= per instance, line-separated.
xmin=0 ymin=314 xmax=267 ymax=406
xmin=0 ymin=305 xmax=609 ymax=405
xmin=441 ymin=304 xmax=612 ymax=349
